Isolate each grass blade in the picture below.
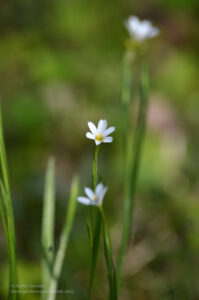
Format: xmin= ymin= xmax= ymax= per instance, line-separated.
xmin=101 ymin=208 xmax=117 ymax=300
xmin=88 ymin=208 xmax=102 ymax=300
xmin=48 ymin=176 xmax=79 ymax=300
xmin=41 ymin=157 xmax=55 ymax=299
xmin=0 ymin=182 xmax=9 ymax=238
xmin=117 ymin=62 xmax=149 ymax=289
xmin=0 ymin=106 xmax=18 ymax=300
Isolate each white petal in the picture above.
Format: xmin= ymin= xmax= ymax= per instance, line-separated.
xmin=86 ymin=132 xmax=95 ymax=140
xmin=125 ymin=16 xmax=140 ymax=38
xmin=97 ymin=187 xmax=108 ymax=206
xmin=97 ymin=119 xmax=107 ymax=134
xmin=95 ymin=140 xmax=102 ymax=146
xmin=101 ymin=186 xmax=108 ymax=199
xmin=103 ymin=137 xmax=113 ymax=143
xmin=84 ymin=187 xmax=95 ymax=200
xmin=95 ymin=183 xmax=104 ymax=196
xmin=103 ymin=126 xmax=115 ymax=137
xmin=148 ymin=27 xmax=159 ymax=38
xmin=95 ymin=183 xmax=108 ymax=206
xmin=96 ymin=198 xmax=103 ymax=206
xmin=77 ymin=197 xmax=91 ymax=205
xmin=88 ymin=121 xmax=97 ymax=136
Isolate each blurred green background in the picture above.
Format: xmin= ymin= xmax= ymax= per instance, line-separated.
xmin=0 ymin=0 xmax=199 ymax=299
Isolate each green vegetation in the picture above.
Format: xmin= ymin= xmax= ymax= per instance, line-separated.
xmin=0 ymin=0 xmax=199 ymax=299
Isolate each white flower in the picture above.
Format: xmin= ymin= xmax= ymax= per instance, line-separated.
xmin=125 ymin=16 xmax=159 ymax=41
xmin=86 ymin=119 xmax=115 ymax=145
xmin=77 ymin=183 xmax=108 ymax=206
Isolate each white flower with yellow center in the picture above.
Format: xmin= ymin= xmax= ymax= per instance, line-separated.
xmin=125 ymin=16 xmax=159 ymax=41
xmin=86 ymin=119 xmax=115 ymax=145
xmin=77 ymin=183 xmax=108 ymax=206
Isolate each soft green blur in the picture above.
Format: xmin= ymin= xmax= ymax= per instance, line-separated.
xmin=0 ymin=0 xmax=199 ymax=299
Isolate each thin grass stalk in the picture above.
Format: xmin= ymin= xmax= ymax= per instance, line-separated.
xmin=0 ymin=183 xmax=9 ymax=239
xmin=48 ymin=176 xmax=79 ymax=300
xmin=86 ymin=144 xmax=99 ymax=259
xmin=88 ymin=208 xmax=102 ymax=300
xmin=88 ymin=145 xmax=101 ymax=300
xmin=100 ymin=207 xmax=118 ymax=300
xmin=92 ymin=145 xmax=99 ymax=190
xmin=41 ymin=158 xmax=55 ymax=299
xmin=121 ymin=53 xmax=132 ymax=145
xmin=116 ymin=61 xmax=149 ymax=289
xmin=0 ymin=107 xmax=18 ymax=300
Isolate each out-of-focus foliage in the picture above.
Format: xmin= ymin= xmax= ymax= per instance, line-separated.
xmin=0 ymin=0 xmax=199 ymax=299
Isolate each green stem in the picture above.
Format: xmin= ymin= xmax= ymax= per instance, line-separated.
xmin=121 ymin=53 xmax=132 ymax=143
xmin=100 ymin=207 xmax=118 ymax=300
xmin=87 ymin=144 xmax=100 ymax=300
xmin=88 ymin=208 xmax=102 ymax=300
xmin=92 ymin=145 xmax=99 ymax=190
xmin=116 ymin=61 xmax=149 ymax=290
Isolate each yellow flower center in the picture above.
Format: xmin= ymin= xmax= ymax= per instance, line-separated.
xmin=96 ymin=133 xmax=103 ymax=141
xmin=93 ymin=195 xmax=97 ymax=200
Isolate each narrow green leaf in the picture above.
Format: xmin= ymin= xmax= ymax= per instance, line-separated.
xmin=101 ymin=208 xmax=118 ymax=300
xmin=86 ymin=208 xmax=93 ymax=256
xmin=117 ymin=61 xmax=149 ymax=289
xmin=0 ymin=194 xmax=9 ymax=242
xmin=41 ymin=157 xmax=55 ymax=299
xmin=0 ymin=106 xmax=18 ymax=300
xmin=47 ymin=176 xmax=79 ymax=300
xmin=0 ymin=106 xmax=10 ymax=193
xmin=88 ymin=208 xmax=102 ymax=300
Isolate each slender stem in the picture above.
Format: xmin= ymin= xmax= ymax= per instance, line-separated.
xmin=88 ymin=208 xmax=102 ymax=300
xmin=88 ymin=144 xmax=100 ymax=299
xmin=92 ymin=145 xmax=99 ymax=190
xmin=100 ymin=207 xmax=118 ymax=300
xmin=121 ymin=52 xmax=132 ymax=145
xmin=91 ymin=144 xmax=99 ymax=228
xmin=116 ymin=61 xmax=149 ymax=290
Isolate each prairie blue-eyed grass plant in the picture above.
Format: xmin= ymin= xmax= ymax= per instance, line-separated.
xmin=0 ymin=107 xmax=19 ymax=300
xmin=116 ymin=16 xmax=157 ymax=292
xmin=41 ymin=158 xmax=79 ymax=300
xmin=78 ymin=119 xmax=116 ymax=299
xmin=85 ymin=119 xmax=115 ymax=261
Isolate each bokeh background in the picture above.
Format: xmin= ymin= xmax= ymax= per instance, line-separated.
xmin=0 ymin=0 xmax=199 ymax=299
